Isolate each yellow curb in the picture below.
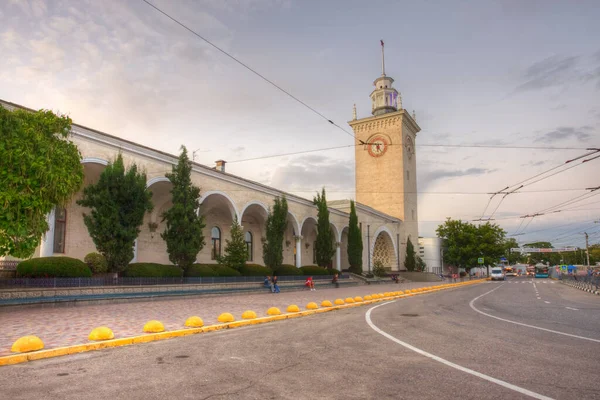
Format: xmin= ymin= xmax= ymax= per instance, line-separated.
xmin=0 ymin=278 xmax=488 ymax=367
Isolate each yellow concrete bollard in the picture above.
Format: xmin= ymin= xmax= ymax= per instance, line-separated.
xmin=354 ymin=296 xmax=363 ymax=302
xmin=11 ymin=336 xmax=44 ymax=353
xmin=89 ymin=326 xmax=114 ymax=341
xmin=242 ymin=310 xmax=257 ymax=320
xmin=185 ymin=316 xmax=204 ymax=327
xmin=334 ymin=298 xmax=345 ymax=305
xmin=344 ymin=297 xmax=355 ymax=304
xmin=287 ymin=304 xmax=300 ymax=313
xmin=306 ymin=302 xmax=319 ymax=310
xmin=267 ymin=307 xmax=281 ymax=316
xmin=364 ymin=295 xmax=373 ymax=300
xmin=217 ymin=313 xmax=235 ymax=323
xmin=321 ymin=300 xmax=333 ymax=307
xmin=144 ymin=320 xmax=165 ymax=333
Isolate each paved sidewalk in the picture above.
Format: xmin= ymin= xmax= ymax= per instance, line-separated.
xmin=0 ymin=281 xmax=448 ymax=357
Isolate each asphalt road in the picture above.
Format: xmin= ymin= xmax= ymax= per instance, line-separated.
xmin=1 ymin=277 xmax=599 ymax=400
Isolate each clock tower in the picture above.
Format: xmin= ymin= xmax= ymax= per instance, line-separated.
xmin=348 ymin=42 xmax=420 ymax=243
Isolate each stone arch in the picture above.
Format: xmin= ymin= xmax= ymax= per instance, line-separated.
xmin=337 ymin=225 xmax=349 ymax=243
xmin=146 ymin=176 xmax=170 ymax=188
xmin=370 ymin=225 xmax=398 ymax=270
xmin=199 ymin=191 xmax=238 ymax=264
xmin=300 ymin=216 xmax=318 ymax=266
xmin=138 ymin=176 xmax=173 ymax=264
xmin=300 ymin=216 xmax=317 ymax=234
xmin=240 ymin=201 xmax=269 ymax=263
xmin=81 ymin=157 xmax=109 ymax=166
xmin=284 ymin=212 xmax=300 ymax=267
xmin=200 ymin=190 xmax=239 ymax=221
xmin=287 ymin=212 xmax=300 ymax=237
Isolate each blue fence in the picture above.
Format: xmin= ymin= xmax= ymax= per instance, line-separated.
xmin=0 ymin=274 xmax=348 ymax=289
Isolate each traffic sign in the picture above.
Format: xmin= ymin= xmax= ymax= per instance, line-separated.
xmin=500 ymin=257 xmax=507 ymax=262
xmin=478 ymin=257 xmax=484 ymax=264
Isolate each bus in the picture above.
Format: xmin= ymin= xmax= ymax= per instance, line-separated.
xmin=535 ymin=265 xmax=549 ymax=278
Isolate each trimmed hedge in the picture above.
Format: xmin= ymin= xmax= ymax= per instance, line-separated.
xmin=185 ymin=264 xmax=243 ymax=277
xmin=16 ymin=257 xmax=92 ymax=278
xmin=240 ymin=264 xmax=273 ymax=276
xmin=84 ymin=252 xmax=108 ymax=274
xmin=123 ymin=263 xmax=182 ymax=278
xmin=300 ymin=265 xmax=333 ymax=276
xmin=185 ymin=264 xmax=219 ymax=277
xmin=273 ymin=264 xmax=302 ymax=276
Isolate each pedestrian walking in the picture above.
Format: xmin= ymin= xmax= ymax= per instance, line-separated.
xmin=272 ymin=275 xmax=280 ymax=293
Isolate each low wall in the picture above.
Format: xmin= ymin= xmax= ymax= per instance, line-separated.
xmin=0 ymin=271 xmax=16 ymax=279
xmin=398 ymin=272 xmax=442 ymax=282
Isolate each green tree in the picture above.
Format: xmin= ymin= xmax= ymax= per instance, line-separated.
xmin=404 ymin=237 xmax=417 ymax=271
xmin=436 ymin=219 xmax=478 ymax=270
xmin=347 ymin=200 xmax=363 ymax=274
xmin=313 ymin=188 xmax=336 ymax=268
xmin=161 ymin=146 xmax=205 ymax=271
xmin=263 ymin=196 xmax=288 ymax=270
xmin=477 ymin=222 xmax=506 ymax=273
xmin=416 ymin=255 xmax=427 ymax=272
xmin=77 ymin=154 xmax=153 ymax=273
xmin=504 ymin=237 xmax=525 ymax=264
xmin=0 ymin=105 xmax=84 ymax=258
xmin=218 ymin=216 xmax=247 ymax=271
xmin=523 ymin=242 xmax=560 ymax=265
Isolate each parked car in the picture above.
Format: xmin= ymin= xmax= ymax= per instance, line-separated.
xmin=491 ymin=268 xmax=505 ymax=281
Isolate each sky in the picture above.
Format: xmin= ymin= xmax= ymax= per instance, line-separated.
xmin=1 ymin=0 xmax=600 ymax=248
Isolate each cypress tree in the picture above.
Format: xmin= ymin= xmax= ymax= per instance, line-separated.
xmin=77 ymin=153 xmax=153 ymax=273
xmin=218 ymin=216 xmax=247 ymax=270
xmin=313 ymin=188 xmax=335 ymax=268
xmin=404 ymin=237 xmax=416 ymax=272
xmin=347 ymin=200 xmax=363 ymax=274
xmin=263 ymin=196 xmax=288 ymax=269
xmin=161 ymin=146 xmax=206 ymax=271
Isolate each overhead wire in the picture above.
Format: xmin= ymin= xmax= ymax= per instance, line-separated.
xmin=140 ymin=0 xmax=357 ymax=142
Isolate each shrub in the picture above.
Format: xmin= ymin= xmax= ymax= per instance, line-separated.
xmin=211 ymin=265 xmax=242 ymax=277
xmin=84 ymin=252 xmax=108 ymax=274
xmin=185 ymin=264 xmax=219 ymax=277
xmin=300 ymin=265 xmax=331 ymax=276
xmin=16 ymin=257 xmax=92 ymax=278
xmin=372 ymin=261 xmax=387 ymax=277
xmin=348 ymin=265 xmax=363 ymax=274
xmin=459 ymin=271 xmax=467 ymax=277
xmin=273 ymin=264 xmax=302 ymax=276
xmin=123 ymin=263 xmax=182 ymax=278
xmin=240 ymin=264 xmax=273 ymax=276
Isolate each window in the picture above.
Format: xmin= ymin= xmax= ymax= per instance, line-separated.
xmin=211 ymin=227 xmax=221 ymax=260
xmin=53 ymin=207 xmax=67 ymax=253
xmin=406 ymin=170 xmax=410 ymax=180
xmin=412 ymin=210 xmax=415 ymax=220
xmin=245 ymin=231 xmax=253 ymax=262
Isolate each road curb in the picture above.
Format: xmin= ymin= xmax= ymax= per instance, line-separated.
xmin=560 ymin=280 xmax=600 ymax=296
xmin=0 ymin=280 xmax=487 ymax=367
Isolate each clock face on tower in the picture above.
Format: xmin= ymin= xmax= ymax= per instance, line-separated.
xmin=367 ymin=135 xmax=389 ymax=157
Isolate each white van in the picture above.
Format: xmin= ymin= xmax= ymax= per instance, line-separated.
xmin=491 ymin=268 xmax=505 ymax=281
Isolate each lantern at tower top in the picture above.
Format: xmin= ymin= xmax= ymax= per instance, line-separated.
xmin=370 ymin=40 xmax=401 ymax=116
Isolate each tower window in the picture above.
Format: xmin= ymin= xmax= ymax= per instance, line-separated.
xmin=412 ymin=210 xmax=415 ymax=220
xmin=406 ymin=171 xmax=410 ymax=180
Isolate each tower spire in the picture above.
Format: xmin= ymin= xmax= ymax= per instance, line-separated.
xmin=380 ymin=40 xmax=385 ymax=76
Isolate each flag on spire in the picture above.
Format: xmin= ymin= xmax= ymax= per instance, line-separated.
xmin=380 ymin=40 xmax=384 ymax=47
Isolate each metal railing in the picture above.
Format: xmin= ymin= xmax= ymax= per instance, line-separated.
xmin=562 ymin=273 xmax=600 ymax=291
xmin=0 ymin=261 xmax=19 ymax=270
xmin=0 ymin=274 xmax=349 ymax=289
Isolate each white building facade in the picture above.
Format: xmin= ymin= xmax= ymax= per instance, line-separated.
xmin=418 ymin=237 xmax=443 ymax=275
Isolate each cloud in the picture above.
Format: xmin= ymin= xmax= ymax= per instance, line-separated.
xmin=535 ymin=126 xmax=594 ymax=143
xmin=268 ymin=155 xmax=354 ymax=199
xmin=515 ymin=55 xmax=579 ymax=92
xmin=521 ymin=160 xmax=546 ymax=167
xmin=422 ymin=167 xmax=493 ymax=184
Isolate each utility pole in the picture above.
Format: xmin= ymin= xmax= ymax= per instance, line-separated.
xmin=585 ymin=232 xmax=590 ymax=268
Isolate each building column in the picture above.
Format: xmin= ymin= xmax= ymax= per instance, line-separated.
xmin=295 ymin=235 xmax=302 ymax=268
xmin=335 ymin=242 xmax=341 ymax=271
xmin=40 ymin=209 xmax=56 ymax=257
